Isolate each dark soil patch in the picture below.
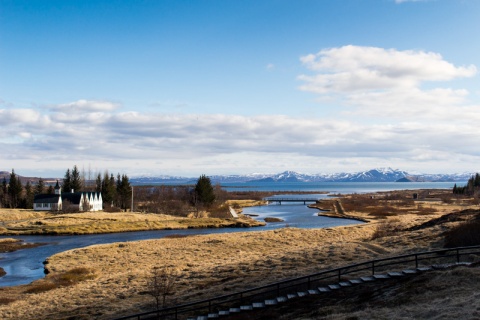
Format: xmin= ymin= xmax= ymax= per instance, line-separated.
xmin=408 ymin=209 xmax=480 ymax=231
xmin=0 ymin=239 xmax=45 ymax=253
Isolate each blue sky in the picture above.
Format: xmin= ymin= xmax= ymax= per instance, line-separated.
xmin=1 ymin=0 xmax=479 ymax=177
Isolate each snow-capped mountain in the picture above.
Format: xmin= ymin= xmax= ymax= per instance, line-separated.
xmin=129 ymin=168 xmax=474 ymax=184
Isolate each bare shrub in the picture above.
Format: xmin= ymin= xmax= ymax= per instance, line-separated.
xmin=54 ymin=267 xmax=96 ymax=286
xmin=368 ymin=205 xmax=399 ymax=217
xmin=0 ymin=297 xmax=16 ymax=305
xmin=25 ymin=267 xmax=96 ymax=294
xmin=146 ymin=266 xmax=179 ymax=309
xmin=372 ymin=219 xmax=404 ymax=239
xmin=416 ymin=204 xmax=438 ymax=215
xmin=24 ymin=281 xmax=58 ymax=294
xmin=208 ymin=204 xmax=232 ymax=218
xmin=444 ymin=220 xmax=480 ymax=248
xmin=60 ymin=200 xmax=80 ymax=213
xmin=103 ymin=204 xmax=122 ymax=212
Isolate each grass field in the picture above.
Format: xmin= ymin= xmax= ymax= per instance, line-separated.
xmin=0 ymin=190 xmax=479 ymax=319
xmin=0 ymin=209 xmax=264 ymax=235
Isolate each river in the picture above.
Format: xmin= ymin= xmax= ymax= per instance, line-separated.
xmin=0 ymin=182 xmax=459 ymax=287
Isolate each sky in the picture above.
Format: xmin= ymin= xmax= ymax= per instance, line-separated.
xmin=1 ymin=0 xmax=479 ymax=178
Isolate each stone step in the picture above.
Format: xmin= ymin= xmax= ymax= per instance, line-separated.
xmin=318 ymin=286 xmax=331 ymax=293
xmin=373 ymin=274 xmax=390 ymax=280
xmin=297 ymin=291 xmax=308 ymax=297
xmin=349 ymin=279 xmax=363 ymax=285
xmin=360 ymin=276 xmax=376 ymax=282
xmin=402 ymin=269 xmax=418 ymax=275
xmin=207 ymin=313 xmax=219 ymax=318
xmin=197 ymin=316 xmax=208 ymax=320
xmin=277 ymin=296 xmax=288 ymax=303
xmin=308 ymin=289 xmax=319 ymax=295
xmin=328 ymin=284 xmax=341 ymax=290
xmin=265 ymin=299 xmax=278 ymax=306
xmin=387 ymin=271 xmax=404 ymax=278
xmin=240 ymin=305 xmax=253 ymax=311
xmin=287 ymin=293 xmax=298 ymax=299
xmin=229 ymin=307 xmax=241 ymax=313
xmin=252 ymin=302 xmax=265 ymax=308
xmin=218 ymin=310 xmax=229 ymax=316
xmin=417 ymin=267 xmax=433 ymax=272
xmin=339 ymin=281 xmax=352 ymax=287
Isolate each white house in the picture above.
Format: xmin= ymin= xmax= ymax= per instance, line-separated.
xmin=33 ymin=181 xmax=103 ymax=212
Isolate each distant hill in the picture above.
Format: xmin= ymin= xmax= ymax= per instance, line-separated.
xmin=130 ymin=168 xmax=474 ymax=185
xmin=0 ymin=171 xmax=58 ymax=185
xmin=2 ymin=167 xmax=474 ymax=186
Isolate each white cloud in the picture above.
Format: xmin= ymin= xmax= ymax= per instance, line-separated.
xmin=299 ymin=45 xmax=476 ymax=94
xmin=298 ymin=45 xmax=478 ymax=122
xmin=2 ymin=100 xmax=480 ymax=176
xmin=49 ymin=99 xmax=120 ymax=112
xmin=2 ymin=45 xmax=480 ymax=177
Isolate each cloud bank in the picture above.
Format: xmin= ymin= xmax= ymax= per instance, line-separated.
xmin=1 ymin=46 xmax=479 ymax=176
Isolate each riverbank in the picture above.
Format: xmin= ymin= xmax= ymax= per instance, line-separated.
xmin=0 ymin=238 xmax=45 ymax=253
xmin=1 ymin=196 xmax=479 ymax=319
xmin=0 ymin=210 xmax=265 ymax=235
xmin=1 ymin=190 xmax=479 ymax=319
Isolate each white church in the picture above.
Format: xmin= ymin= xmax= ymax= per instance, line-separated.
xmin=33 ymin=181 xmax=103 ymax=212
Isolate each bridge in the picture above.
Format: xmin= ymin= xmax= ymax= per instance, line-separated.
xmin=264 ymin=197 xmax=320 ymax=205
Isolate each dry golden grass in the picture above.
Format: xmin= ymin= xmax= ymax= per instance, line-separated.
xmin=0 ymin=209 xmax=48 ymax=221
xmin=0 ymin=190 xmax=479 ymax=319
xmin=226 ymin=199 xmax=267 ymax=209
xmin=0 ymin=210 xmax=264 ymax=235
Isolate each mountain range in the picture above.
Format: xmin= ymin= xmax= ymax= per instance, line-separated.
xmin=1 ymin=168 xmax=473 ymax=185
xmin=130 ymin=168 xmax=474 ymax=184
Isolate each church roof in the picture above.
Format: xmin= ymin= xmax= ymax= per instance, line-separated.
xmin=34 ymin=194 xmax=61 ymax=204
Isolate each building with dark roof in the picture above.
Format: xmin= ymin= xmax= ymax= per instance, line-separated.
xmin=33 ymin=181 xmax=103 ymax=212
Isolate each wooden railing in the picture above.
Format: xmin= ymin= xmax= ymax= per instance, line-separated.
xmin=114 ymin=245 xmax=480 ymax=320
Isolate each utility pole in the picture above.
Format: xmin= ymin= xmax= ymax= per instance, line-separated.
xmin=131 ymin=186 xmax=134 ymax=212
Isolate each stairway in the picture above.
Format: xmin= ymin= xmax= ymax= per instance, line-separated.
xmin=186 ymin=263 xmax=469 ymax=320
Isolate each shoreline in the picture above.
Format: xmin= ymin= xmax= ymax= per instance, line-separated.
xmin=308 ymin=203 xmax=370 ymax=223
xmin=1 ymin=189 xmax=479 ymax=319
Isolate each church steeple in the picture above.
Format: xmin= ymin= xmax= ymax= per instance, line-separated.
xmin=54 ymin=180 xmax=61 ymax=195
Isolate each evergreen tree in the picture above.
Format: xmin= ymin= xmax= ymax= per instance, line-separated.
xmin=8 ymin=169 xmax=23 ymax=209
xmin=62 ymin=169 xmax=72 ymax=193
xmin=95 ymin=173 xmax=102 ymax=193
xmin=0 ymin=177 xmax=7 ymax=208
xmin=116 ymin=174 xmax=132 ymax=211
xmin=35 ymin=178 xmax=45 ymax=195
xmin=70 ymin=165 xmax=83 ymax=192
xmin=194 ymin=174 xmax=215 ymax=207
xmin=101 ymin=172 xmax=117 ymax=207
xmin=47 ymin=185 xmax=55 ymax=194
xmin=24 ymin=181 xmax=34 ymax=209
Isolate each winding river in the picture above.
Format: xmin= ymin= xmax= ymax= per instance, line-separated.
xmin=1 ymin=193 xmax=362 ymax=287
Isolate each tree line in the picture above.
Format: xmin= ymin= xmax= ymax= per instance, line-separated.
xmin=1 ymin=168 xmax=227 ymax=215
xmin=0 ymin=166 xmax=132 ymax=211
xmin=452 ymin=173 xmax=480 ymax=196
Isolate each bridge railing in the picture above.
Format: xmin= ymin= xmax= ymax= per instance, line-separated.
xmin=114 ymin=245 xmax=480 ymax=320
xmin=264 ymin=197 xmax=321 ymax=205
